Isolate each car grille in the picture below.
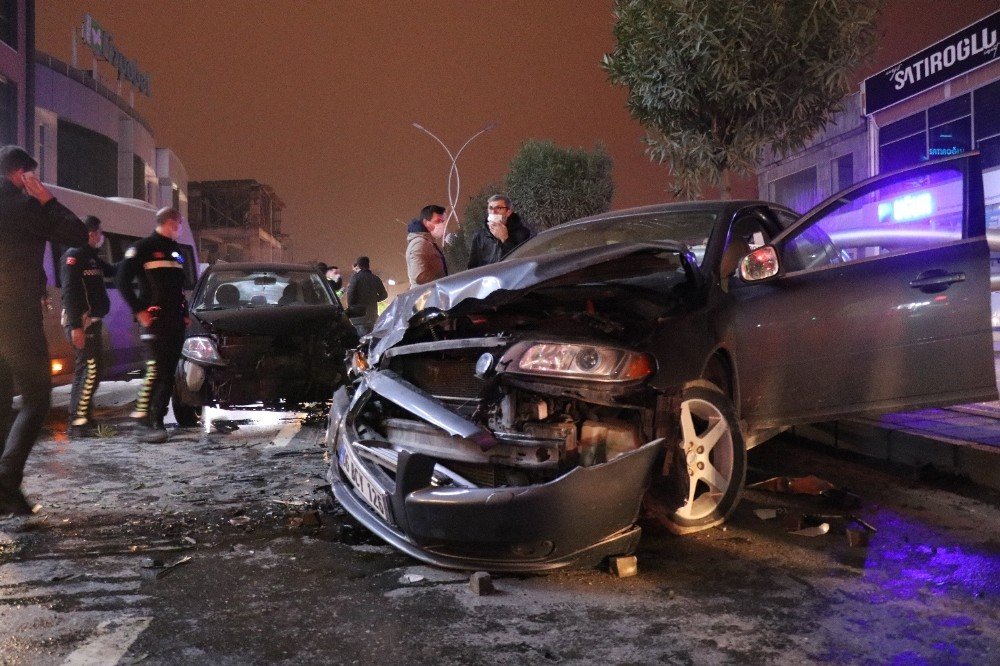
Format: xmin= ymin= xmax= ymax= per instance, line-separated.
xmin=390 ymin=354 xmax=484 ymax=400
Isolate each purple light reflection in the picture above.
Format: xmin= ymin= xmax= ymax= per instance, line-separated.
xmin=858 ymin=509 xmax=1000 ymax=603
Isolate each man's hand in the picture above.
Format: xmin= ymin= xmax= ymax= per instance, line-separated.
xmin=22 ymin=171 xmax=53 ymax=205
xmin=71 ymin=327 xmax=85 ymax=350
xmin=136 ymin=310 xmax=154 ymax=328
xmin=488 ymin=221 xmax=509 ymax=243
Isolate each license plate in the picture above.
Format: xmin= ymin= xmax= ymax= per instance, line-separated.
xmin=341 ymin=446 xmax=393 ymax=524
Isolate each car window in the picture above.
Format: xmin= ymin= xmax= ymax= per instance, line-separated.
xmin=193 ymin=269 xmax=333 ymax=311
xmin=509 ymin=211 xmax=719 ymax=266
xmin=782 ymin=165 xmax=965 ymax=273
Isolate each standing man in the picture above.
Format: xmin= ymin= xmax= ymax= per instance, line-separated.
xmin=116 ymin=208 xmax=189 ymax=444
xmin=0 ymin=146 xmax=87 ymax=515
xmin=345 ymin=256 xmax=387 ymax=336
xmin=61 ymin=216 xmax=115 ymax=438
xmin=406 ymin=204 xmax=448 ymax=288
xmin=467 ymin=194 xmax=531 ymax=269
xmin=325 ymin=265 xmax=343 ymax=293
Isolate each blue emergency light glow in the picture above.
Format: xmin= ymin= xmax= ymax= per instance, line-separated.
xmin=891 ymin=192 xmax=934 ymax=222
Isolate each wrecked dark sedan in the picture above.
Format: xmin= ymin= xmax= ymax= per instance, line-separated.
xmin=174 ymin=263 xmax=358 ymax=414
xmin=327 ymin=153 xmax=997 ymax=572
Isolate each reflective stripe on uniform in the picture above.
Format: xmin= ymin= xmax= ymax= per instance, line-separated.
xmin=143 ymin=260 xmax=183 ymax=270
xmin=75 ymin=357 xmax=98 ymax=420
xmin=131 ymin=359 xmax=156 ymax=418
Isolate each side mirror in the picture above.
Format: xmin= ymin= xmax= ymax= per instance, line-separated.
xmin=739 ymin=246 xmax=780 ymax=282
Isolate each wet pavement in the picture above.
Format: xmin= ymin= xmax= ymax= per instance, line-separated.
xmin=0 ymin=383 xmax=998 ymax=665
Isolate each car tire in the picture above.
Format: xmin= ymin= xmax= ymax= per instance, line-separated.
xmin=645 ymin=381 xmax=747 ymax=535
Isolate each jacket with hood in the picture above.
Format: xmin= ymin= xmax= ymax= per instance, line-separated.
xmin=405 ymin=218 xmax=448 ymax=288
xmin=467 ymin=212 xmax=531 ymax=270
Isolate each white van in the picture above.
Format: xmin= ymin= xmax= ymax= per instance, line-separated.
xmin=42 ymin=185 xmax=199 ymax=386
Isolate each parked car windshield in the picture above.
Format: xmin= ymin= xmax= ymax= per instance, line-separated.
xmin=508 ymin=210 xmax=720 ymax=265
xmin=193 ymin=268 xmax=333 ymax=311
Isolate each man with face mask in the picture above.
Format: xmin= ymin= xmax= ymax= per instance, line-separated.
xmin=325 ymin=265 xmax=343 ymax=292
xmin=116 ymin=208 xmax=190 ymax=443
xmin=467 ymin=194 xmax=531 ymax=269
xmin=406 ymin=204 xmax=449 ymax=288
xmin=61 ymin=216 xmax=115 ymax=438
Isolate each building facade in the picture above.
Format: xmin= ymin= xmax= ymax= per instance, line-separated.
xmin=759 ymin=8 xmax=1000 ymax=223
xmin=188 ymin=179 xmax=288 ymax=264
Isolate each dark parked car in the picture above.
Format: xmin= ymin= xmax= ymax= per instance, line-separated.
xmin=327 ymin=153 xmax=997 ymax=572
xmin=174 ymin=263 xmax=359 ymax=414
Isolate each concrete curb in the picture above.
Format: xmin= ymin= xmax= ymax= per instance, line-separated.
xmin=792 ymin=420 xmax=1000 ymax=492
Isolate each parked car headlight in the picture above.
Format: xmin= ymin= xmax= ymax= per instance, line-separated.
xmin=182 ymin=336 xmax=224 ymax=365
xmin=512 ymin=343 xmax=653 ymax=381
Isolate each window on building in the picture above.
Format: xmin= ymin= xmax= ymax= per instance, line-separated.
xmin=979 ymin=134 xmax=1000 ymax=231
xmin=772 ymin=167 xmax=817 ymax=214
xmin=0 ymin=77 xmax=16 ymax=145
xmin=974 ymin=80 xmax=1000 ymax=140
xmin=0 ymin=0 xmax=17 ymax=49
xmin=832 ymin=153 xmax=854 ymax=191
xmin=36 ymin=124 xmax=47 ymax=181
xmin=133 ymin=155 xmax=146 ymax=200
xmin=57 ymin=119 xmax=117 ymax=196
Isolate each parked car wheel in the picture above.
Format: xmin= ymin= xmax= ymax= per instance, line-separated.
xmin=646 ymin=381 xmax=746 ymax=534
xmin=172 ymin=385 xmax=202 ymax=428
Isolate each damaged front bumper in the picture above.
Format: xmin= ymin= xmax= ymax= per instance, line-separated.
xmin=328 ymin=379 xmax=663 ymax=572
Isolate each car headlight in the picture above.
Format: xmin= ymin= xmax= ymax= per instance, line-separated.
xmin=181 ymin=336 xmax=224 ymax=365
xmin=511 ymin=343 xmax=653 ymax=381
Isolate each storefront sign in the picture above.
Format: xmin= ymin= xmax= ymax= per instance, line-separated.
xmin=863 ymin=10 xmax=999 ymax=115
xmin=80 ymin=13 xmax=152 ymax=97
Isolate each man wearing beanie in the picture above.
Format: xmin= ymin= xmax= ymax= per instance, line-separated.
xmin=405 ymin=204 xmax=448 ymax=288
xmin=60 ymin=216 xmax=115 ymax=438
xmin=345 ymin=255 xmax=387 ymax=336
xmin=0 ymin=145 xmax=87 ymax=515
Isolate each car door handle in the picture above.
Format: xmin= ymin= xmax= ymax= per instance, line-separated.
xmin=909 ymin=270 xmax=965 ymax=293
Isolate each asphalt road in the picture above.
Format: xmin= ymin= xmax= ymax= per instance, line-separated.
xmin=1 ymin=383 xmax=998 ymax=665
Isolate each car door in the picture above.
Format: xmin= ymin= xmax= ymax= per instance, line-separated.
xmin=726 ymin=153 xmax=997 ymax=430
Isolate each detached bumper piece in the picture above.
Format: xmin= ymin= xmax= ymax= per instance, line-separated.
xmin=330 ymin=384 xmax=662 ymax=572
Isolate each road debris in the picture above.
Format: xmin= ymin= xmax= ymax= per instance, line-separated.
xmin=609 ymin=555 xmax=638 ymax=578
xmin=789 ymin=522 xmax=830 ymax=537
xmin=401 ymin=573 xmax=425 ymax=584
xmin=846 ymin=528 xmax=871 ymax=547
xmin=155 ymin=555 xmax=193 ymax=580
xmin=753 ymin=508 xmax=779 ymax=520
xmin=748 ymin=475 xmax=835 ymax=495
xmin=469 ymin=571 xmax=496 ymax=595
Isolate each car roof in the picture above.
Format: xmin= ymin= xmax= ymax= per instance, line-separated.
xmin=558 ymin=200 xmax=781 ymax=229
xmin=203 ymin=262 xmax=321 ymax=274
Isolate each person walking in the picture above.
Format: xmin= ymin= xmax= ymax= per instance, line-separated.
xmin=116 ymin=208 xmax=190 ymax=444
xmin=406 ymin=204 xmax=448 ymax=288
xmin=345 ymin=256 xmax=387 ymax=336
xmin=0 ymin=146 xmax=87 ymax=515
xmin=61 ymin=216 xmax=115 ymax=438
xmin=467 ymin=194 xmax=531 ymax=269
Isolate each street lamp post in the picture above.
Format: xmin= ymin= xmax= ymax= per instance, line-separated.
xmin=412 ymin=121 xmax=497 ymax=235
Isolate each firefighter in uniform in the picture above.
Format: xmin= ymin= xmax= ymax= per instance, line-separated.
xmin=0 ymin=146 xmax=87 ymax=515
xmin=116 ymin=208 xmax=189 ymax=443
xmin=61 ymin=216 xmax=115 ymax=438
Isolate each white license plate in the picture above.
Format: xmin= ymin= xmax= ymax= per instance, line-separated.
xmin=341 ymin=447 xmax=393 ymax=524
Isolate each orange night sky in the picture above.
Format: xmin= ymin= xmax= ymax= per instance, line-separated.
xmin=35 ymin=0 xmax=998 ymax=284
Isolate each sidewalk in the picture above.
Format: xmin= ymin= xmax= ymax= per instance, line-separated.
xmin=793 ymin=351 xmax=1000 ymax=492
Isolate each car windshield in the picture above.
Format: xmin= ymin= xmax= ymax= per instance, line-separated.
xmin=508 ymin=210 xmax=720 ymax=265
xmin=193 ymin=268 xmax=333 ymax=311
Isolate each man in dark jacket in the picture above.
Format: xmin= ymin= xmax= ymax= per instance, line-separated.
xmin=345 ymin=256 xmax=387 ymax=336
xmin=116 ymin=208 xmax=190 ymax=444
xmin=467 ymin=194 xmax=531 ymax=269
xmin=61 ymin=216 xmax=115 ymax=438
xmin=0 ymin=146 xmax=87 ymax=515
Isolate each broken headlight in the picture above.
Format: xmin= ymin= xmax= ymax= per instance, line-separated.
xmin=510 ymin=343 xmax=653 ymax=382
xmin=181 ymin=336 xmax=224 ymax=365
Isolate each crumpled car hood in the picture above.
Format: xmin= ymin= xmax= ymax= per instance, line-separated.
xmin=369 ymin=241 xmax=690 ymax=361
xmin=193 ymin=304 xmax=340 ymax=336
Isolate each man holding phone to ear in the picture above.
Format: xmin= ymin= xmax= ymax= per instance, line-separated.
xmin=0 ymin=146 xmax=87 ymax=516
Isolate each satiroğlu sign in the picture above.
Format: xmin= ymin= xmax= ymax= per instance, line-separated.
xmin=863 ymin=9 xmax=999 ymax=115
xmin=80 ymin=13 xmax=152 ymax=97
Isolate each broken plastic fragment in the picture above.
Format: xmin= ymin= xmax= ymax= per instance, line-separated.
xmin=753 ymin=508 xmax=778 ymax=520
xmin=789 ymin=522 xmax=830 ymax=537
xmin=748 ymin=475 xmax=836 ymax=495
